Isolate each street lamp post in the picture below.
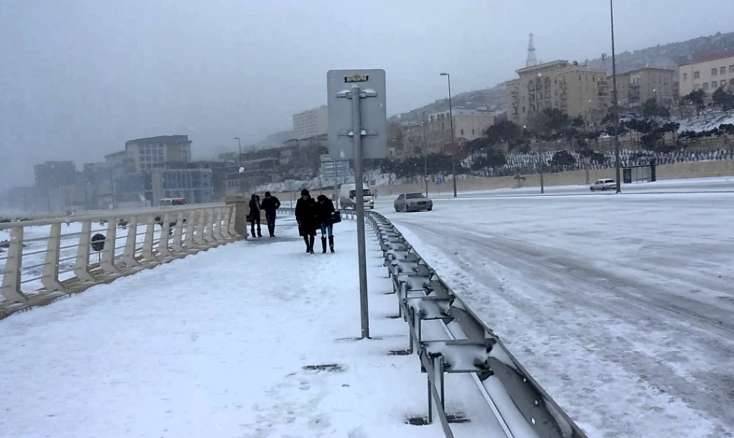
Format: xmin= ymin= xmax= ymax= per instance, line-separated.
xmin=233 ymin=137 xmax=242 ymax=165
xmin=610 ymin=0 xmax=622 ymax=193
xmin=422 ymin=111 xmax=429 ymax=197
xmin=440 ymin=72 xmax=458 ymax=198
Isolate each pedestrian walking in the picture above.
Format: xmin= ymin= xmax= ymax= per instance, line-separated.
xmin=260 ymin=191 xmax=281 ymax=237
xmin=295 ymin=189 xmax=318 ymax=254
xmin=316 ymin=194 xmax=338 ymax=253
xmin=248 ymin=194 xmax=262 ymax=238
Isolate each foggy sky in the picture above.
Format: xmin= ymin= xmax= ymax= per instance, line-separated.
xmin=1 ymin=0 xmax=732 ymax=187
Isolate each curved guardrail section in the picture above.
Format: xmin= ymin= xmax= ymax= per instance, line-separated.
xmin=0 ymin=202 xmax=243 ymax=318
xmin=367 ymin=210 xmax=586 ymax=438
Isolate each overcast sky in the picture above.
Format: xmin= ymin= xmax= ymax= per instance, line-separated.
xmin=1 ymin=0 xmax=732 ymax=187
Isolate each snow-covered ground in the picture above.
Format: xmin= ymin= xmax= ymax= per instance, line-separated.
xmin=380 ymin=192 xmax=734 ymax=437
xmin=677 ymin=110 xmax=734 ymax=132
xmin=0 ymin=219 xmax=503 ymax=437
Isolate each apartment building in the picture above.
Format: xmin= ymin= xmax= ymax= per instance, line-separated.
xmin=614 ymin=67 xmax=675 ymax=109
xmin=292 ymin=105 xmax=328 ymax=140
xmin=125 ymin=135 xmax=192 ymax=173
xmin=508 ymin=60 xmax=610 ymax=127
xmin=426 ymin=109 xmax=496 ymax=153
xmin=679 ymin=54 xmax=734 ymax=96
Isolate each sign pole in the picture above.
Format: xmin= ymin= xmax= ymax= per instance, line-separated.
xmin=351 ymin=85 xmax=370 ymax=339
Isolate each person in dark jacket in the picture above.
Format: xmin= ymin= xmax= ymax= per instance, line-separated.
xmin=260 ymin=191 xmax=281 ymax=237
xmin=295 ymin=189 xmax=318 ymax=253
xmin=248 ymin=194 xmax=262 ymax=238
xmin=316 ymin=194 xmax=336 ymax=253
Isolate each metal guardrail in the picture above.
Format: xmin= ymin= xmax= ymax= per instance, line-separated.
xmin=0 ymin=203 xmax=242 ymax=318
xmin=367 ymin=211 xmax=586 ymax=438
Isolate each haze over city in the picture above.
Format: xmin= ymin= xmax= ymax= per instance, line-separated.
xmin=1 ymin=0 xmax=732 ymax=187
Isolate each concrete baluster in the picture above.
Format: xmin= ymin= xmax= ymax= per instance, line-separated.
xmin=0 ymin=226 xmax=27 ymax=303
xmin=122 ymin=216 xmax=139 ymax=267
xmin=195 ymin=210 xmax=206 ymax=246
xmin=185 ymin=210 xmax=197 ymax=249
xmin=73 ymin=220 xmax=95 ymax=282
xmin=222 ymin=206 xmax=233 ymax=239
xmin=143 ymin=216 xmax=155 ymax=261
xmin=41 ymin=223 xmax=64 ymax=291
xmin=227 ymin=206 xmax=237 ymax=237
xmin=100 ymin=218 xmax=119 ymax=274
xmin=159 ymin=214 xmax=170 ymax=258
xmin=172 ymin=212 xmax=184 ymax=252
xmin=217 ymin=208 xmax=227 ymax=240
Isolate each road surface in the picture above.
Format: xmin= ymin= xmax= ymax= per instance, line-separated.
xmin=377 ymin=186 xmax=734 ymax=437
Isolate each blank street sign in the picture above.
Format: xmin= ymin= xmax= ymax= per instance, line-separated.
xmin=327 ymin=69 xmax=387 ymax=160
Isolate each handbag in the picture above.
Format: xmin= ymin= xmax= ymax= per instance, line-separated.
xmin=329 ymin=210 xmax=342 ymax=224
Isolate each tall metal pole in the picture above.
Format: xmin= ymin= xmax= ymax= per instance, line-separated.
xmin=610 ymin=0 xmax=622 ymax=193
xmin=422 ymin=111 xmax=429 ymax=197
xmin=441 ymin=73 xmax=457 ymax=197
xmin=351 ymin=85 xmax=370 ymax=339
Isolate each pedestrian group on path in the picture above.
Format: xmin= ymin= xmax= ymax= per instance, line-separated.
xmin=247 ymin=189 xmax=341 ymax=254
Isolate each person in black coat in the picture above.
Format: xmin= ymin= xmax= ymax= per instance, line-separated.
xmin=260 ymin=191 xmax=281 ymax=237
xmin=248 ymin=194 xmax=262 ymax=238
xmin=316 ymin=194 xmax=336 ymax=253
xmin=295 ymin=189 xmax=318 ymax=253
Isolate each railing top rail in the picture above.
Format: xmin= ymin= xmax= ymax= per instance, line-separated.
xmin=0 ymin=202 xmax=227 ymax=230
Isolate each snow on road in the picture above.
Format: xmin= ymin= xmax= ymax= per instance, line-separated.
xmin=0 ymin=219 xmax=495 ymax=438
xmin=381 ymin=192 xmax=734 ymax=437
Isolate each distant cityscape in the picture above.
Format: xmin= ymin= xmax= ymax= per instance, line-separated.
xmin=2 ymin=31 xmax=734 ymax=214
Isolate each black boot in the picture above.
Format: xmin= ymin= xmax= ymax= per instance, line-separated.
xmin=308 ymin=235 xmax=315 ymax=254
xmin=321 ymin=237 xmax=327 ymax=253
xmin=329 ymin=236 xmax=335 ymax=253
xmin=303 ymin=236 xmax=310 ymax=253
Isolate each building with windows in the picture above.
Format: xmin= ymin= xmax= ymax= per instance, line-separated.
xmin=614 ymin=67 xmax=675 ymax=109
xmin=125 ymin=135 xmax=192 ymax=172
xmin=150 ymin=168 xmax=213 ymax=206
xmin=679 ymin=53 xmax=734 ymax=97
xmin=425 ymin=109 xmax=496 ymax=154
xmin=508 ymin=60 xmax=610 ymax=127
xmin=292 ymin=106 xmax=328 ymax=140
xmin=33 ymin=161 xmax=78 ymax=191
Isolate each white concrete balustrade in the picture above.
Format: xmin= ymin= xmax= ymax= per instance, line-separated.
xmin=0 ymin=202 xmax=244 ymax=317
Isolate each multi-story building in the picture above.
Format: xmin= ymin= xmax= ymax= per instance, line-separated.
xmin=614 ymin=67 xmax=675 ymax=109
xmin=125 ymin=135 xmax=192 ymax=173
xmin=292 ymin=105 xmax=328 ymax=140
xmin=150 ymin=168 xmax=213 ymax=206
xmin=679 ymin=53 xmax=734 ymax=97
xmin=425 ymin=109 xmax=496 ymax=154
xmin=33 ymin=161 xmax=78 ymax=191
xmin=508 ymin=60 xmax=610 ymax=127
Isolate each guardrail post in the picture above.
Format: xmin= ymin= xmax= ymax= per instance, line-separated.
xmin=122 ymin=217 xmax=139 ymax=267
xmin=142 ymin=216 xmax=155 ymax=261
xmin=41 ymin=223 xmax=64 ymax=291
xmin=159 ymin=214 xmax=171 ymax=258
xmin=73 ymin=221 xmax=95 ymax=282
xmin=100 ymin=218 xmax=119 ymax=274
xmin=1 ymin=226 xmax=27 ymax=303
xmin=172 ymin=212 xmax=184 ymax=252
xmin=227 ymin=206 xmax=237 ymax=237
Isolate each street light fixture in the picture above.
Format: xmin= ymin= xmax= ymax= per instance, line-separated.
xmin=610 ymin=0 xmax=622 ymax=193
xmin=233 ymin=137 xmax=242 ymax=165
xmin=440 ymin=72 xmax=458 ymax=198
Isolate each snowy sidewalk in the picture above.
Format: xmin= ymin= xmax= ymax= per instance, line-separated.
xmin=0 ymin=218 xmax=490 ymax=438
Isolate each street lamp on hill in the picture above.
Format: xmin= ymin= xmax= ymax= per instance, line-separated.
xmin=440 ymin=72 xmax=458 ymax=198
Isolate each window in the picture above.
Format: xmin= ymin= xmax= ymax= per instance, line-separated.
xmin=730 ymin=78 xmax=734 ymax=86
xmin=460 ymin=128 xmax=464 ymax=136
xmin=721 ymin=67 xmax=727 ymax=75
xmin=730 ymin=65 xmax=734 ymax=73
xmin=712 ymin=68 xmax=718 ymax=76
xmin=712 ymin=81 xmax=718 ymax=89
xmin=722 ymin=80 xmax=727 ymax=87
xmin=694 ymin=71 xmax=700 ymax=79
xmin=703 ymin=82 xmax=709 ymax=90
xmin=683 ymin=72 xmax=688 ymax=81
xmin=693 ymin=83 xmax=700 ymax=90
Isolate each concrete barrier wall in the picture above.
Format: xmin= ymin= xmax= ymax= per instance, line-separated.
xmin=265 ymin=159 xmax=734 ymax=202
